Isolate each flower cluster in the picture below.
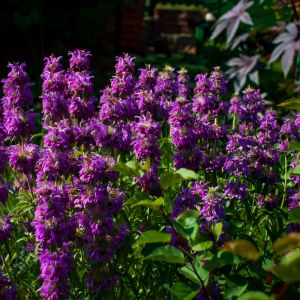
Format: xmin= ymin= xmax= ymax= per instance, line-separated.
xmin=1 ymin=51 xmax=300 ymax=300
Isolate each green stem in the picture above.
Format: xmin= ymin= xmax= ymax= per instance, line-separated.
xmin=280 ymin=154 xmax=288 ymax=209
xmin=0 ymin=247 xmax=13 ymax=281
xmin=232 ymin=114 xmax=236 ymax=131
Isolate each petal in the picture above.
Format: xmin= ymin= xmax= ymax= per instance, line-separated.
xmin=227 ymin=57 xmax=244 ymax=67
xmin=239 ymin=75 xmax=247 ymax=89
xmin=245 ymin=1 xmax=254 ymax=9
xmin=281 ymin=45 xmax=295 ymax=77
xmin=226 ymin=19 xmax=240 ymax=43
xmin=274 ymin=32 xmax=294 ymax=44
xmin=269 ymin=43 xmax=286 ymax=63
xmin=286 ymin=22 xmax=297 ymax=36
xmin=240 ymin=12 xmax=253 ymax=25
xmin=231 ymin=33 xmax=249 ymax=49
xmin=249 ymin=70 xmax=259 ymax=84
xmin=210 ymin=20 xmax=228 ymax=40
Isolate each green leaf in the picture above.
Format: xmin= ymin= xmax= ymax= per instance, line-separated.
xmin=134 ymin=230 xmax=171 ymax=247
xmin=107 ymin=162 xmax=136 ymax=176
xmin=273 ymin=233 xmax=300 ymax=255
xmin=192 ymin=241 xmax=213 ymax=252
xmin=291 ymin=164 xmax=300 ymax=175
xmin=125 ymin=192 xmax=151 ymax=205
xmin=287 ymin=208 xmax=300 ymax=224
xmin=125 ymin=159 xmax=139 ymax=170
xmin=171 ymin=281 xmax=199 ymax=300
xmin=289 ymin=141 xmax=300 ymax=151
xmin=179 ymin=265 xmax=201 ymax=285
xmin=204 ymin=251 xmax=234 ymax=271
xmin=195 ymin=26 xmax=204 ymax=42
xmin=160 ymin=168 xmax=198 ymax=189
xmin=272 ymin=249 xmax=300 ymax=282
xmin=278 ymin=98 xmax=300 ymax=111
xmin=175 ymin=212 xmax=199 ymax=243
xmin=175 ymin=168 xmax=199 ymax=180
xmin=212 ymin=223 xmax=223 ymax=242
xmin=141 ymin=157 xmax=151 ymax=172
xmin=238 ymin=291 xmax=269 ymax=300
xmin=177 ymin=210 xmax=200 ymax=220
xmin=144 ymin=245 xmax=185 ymax=264
xmin=132 ymin=197 xmax=164 ymax=209
xmin=225 ymin=279 xmax=248 ymax=299
xmin=160 ymin=173 xmax=183 ymax=189
xmin=180 ymin=258 xmax=209 ymax=284
xmin=221 ymin=240 xmax=261 ymax=261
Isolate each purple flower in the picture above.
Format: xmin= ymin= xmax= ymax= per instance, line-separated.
xmin=295 ymin=113 xmax=300 ymax=127
xmin=257 ymin=193 xmax=279 ymax=209
xmin=171 ymin=188 xmax=198 ymax=219
xmin=41 ymin=55 xmax=65 ymax=94
xmin=3 ymin=108 xmax=36 ymax=139
xmin=0 ymin=148 xmax=7 ymax=172
xmin=177 ymin=68 xmax=190 ymax=97
xmin=131 ymin=115 xmax=161 ymax=162
xmin=174 ymin=148 xmax=202 ymax=171
xmin=192 ymin=183 xmax=224 ymax=223
xmin=33 ymin=183 xmax=76 ymax=247
xmin=41 ymin=92 xmax=69 ymax=125
xmin=88 ymin=119 xmax=115 ymax=149
xmin=138 ymin=163 xmax=162 ymax=196
xmin=38 ymin=248 xmax=72 ymax=300
xmin=0 ymin=216 xmax=13 ymax=243
xmin=209 ymin=66 xmax=228 ymax=95
xmin=79 ymin=154 xmax=117 ymax=184
xmin=0 ymin=182 xmax=9 ymax=204
xmin=169 ymin=97 xmax=197 ymax=148
xmin=43 ymin=126 xmax=71 ymax=150
xmin=288 ymin=190 xmax=300 ymax=211
xmin=137 ymin=65 xmax=157 ymax=90
xmin=8 ymin=143 xmax=39 ymax=173
xmin=224 ymin=181 xmax=247 ymax=201
xmin=41 ymin=55 xmax=68 ymax=125
xmin=0 ymin=265 xmax=17 ymax=300
xmin=86 ymin=274 xmax=119 ymax=294
xmin=36 ymin=149 xmax=76 ymax=183
xmin=2 ymin=62 xmax=33 ymax=109
xmin=115 ymin=53 xmax=135 ymax=76
xmin=280 ymin=119 xmax=298 ymax=139
xmin=68 ymin=49 xmax=91 ymax=71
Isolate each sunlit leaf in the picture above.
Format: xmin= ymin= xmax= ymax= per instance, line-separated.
xmin=192 ymin=241 xmax=213 ymax=252
xmin=238 ymin=291 xmax=269 ymax=300
xmin=212 ymin=223 xmax=223 ymax=242
xmin=134 ymin=230 xmax=171 ymax=247
xmin=287 ymin=208 xmax=300 ymax=224
xmin=132 ymin=197 xmax=164 ymax=209
xmin=171 ymin=281 xmax=199 ymax=300
xmin=277 ymin=98 xmax=300 ymax=110
xmin=160 ymin=168 xmax=198 ymax=189
xmin=220 ymin=240 xmax=260 ymax=261
xmin=144 ymin=245 xmax=185 ymax=264
xmin=272 ymin=249 xmax=300 ymax=282
xmin=273 ymin=233 xmax=300 ymax=255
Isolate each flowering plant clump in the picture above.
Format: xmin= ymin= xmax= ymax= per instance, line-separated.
xmin=1 ymin=50 xmax=300 ymax=299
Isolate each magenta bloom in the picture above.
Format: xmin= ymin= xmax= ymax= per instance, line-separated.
xmin=8 ymin=143 xmax=39 ymax=173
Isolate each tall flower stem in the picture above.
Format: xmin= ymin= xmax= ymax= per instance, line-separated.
xmin=280 ymin=154 xmax=288 ymax=209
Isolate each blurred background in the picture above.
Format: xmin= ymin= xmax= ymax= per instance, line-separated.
xmin=0 ymin=0 xmax=298 ymax=102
